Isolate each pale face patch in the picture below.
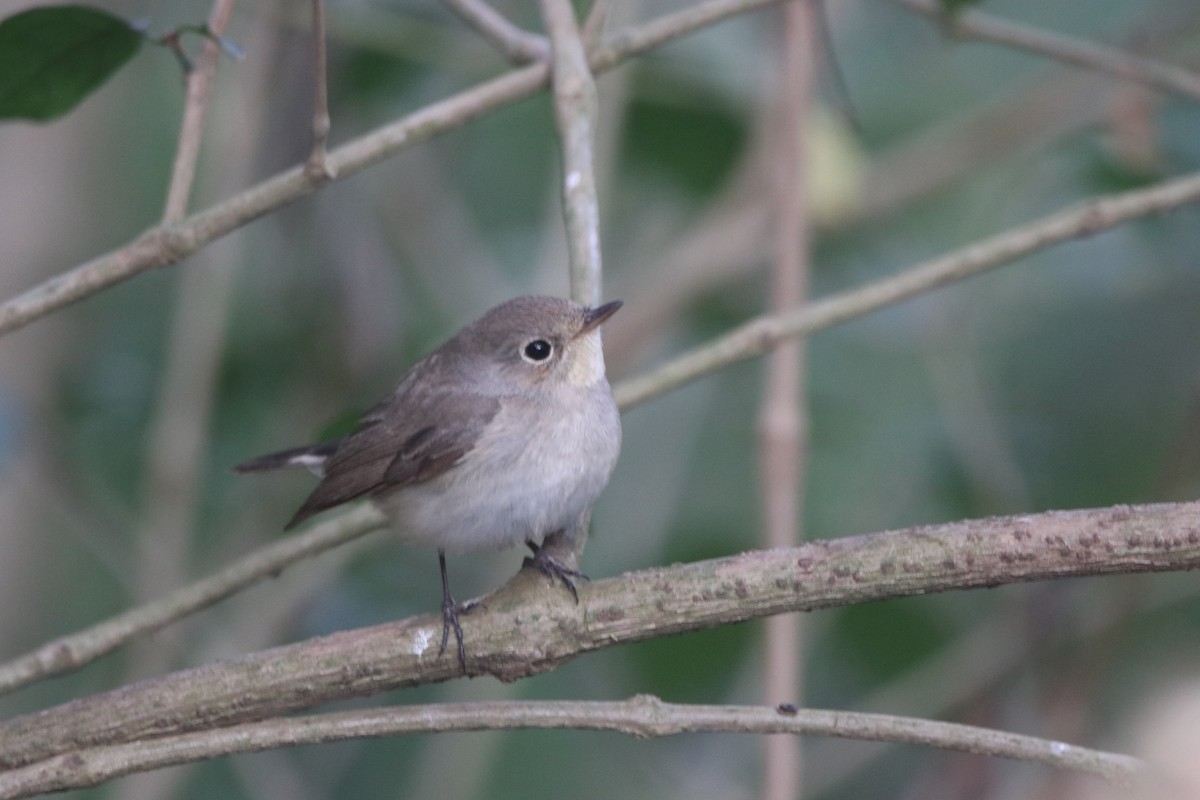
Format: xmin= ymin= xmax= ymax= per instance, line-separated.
xmin=565 ymin=331 xmax=606 ymax=387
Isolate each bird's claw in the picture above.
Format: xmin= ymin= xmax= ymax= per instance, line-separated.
xmin=438 ymin=594 xmax=466 ymax=670
xmin=524 ymin=539 xmax=589 ymax=603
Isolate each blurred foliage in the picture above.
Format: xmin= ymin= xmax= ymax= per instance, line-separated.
xmin=623 ymin=83 xmax=747 ymax=195
xmin=1 ymin=0 xmax=1200 ymax=799
xmin=936 ymin=0 xmax=983 ymax=20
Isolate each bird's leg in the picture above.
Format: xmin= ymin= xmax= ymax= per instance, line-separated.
xmin=524 ymin=536 xmax=589 ymax=603
xmin=437 ymin=550 xmax=466 ymax=670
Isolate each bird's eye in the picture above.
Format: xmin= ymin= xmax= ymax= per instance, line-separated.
xmin=522 ymin=339 xmax=553 ymax=362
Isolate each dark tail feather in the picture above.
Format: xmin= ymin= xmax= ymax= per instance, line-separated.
xmin=233 ymin=441 xmax=341 ymax=475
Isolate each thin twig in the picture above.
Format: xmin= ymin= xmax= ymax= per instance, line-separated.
xmin=613 ymin=167 xmax=1200 ymax=409
xmin=1 ymin=502 xmax=1197 ymax=772
xmin=441 ymin=0 xmax=548 ymax=64
xmin=581 ymin=0 xmax=610 ymax=49
xmin=305 ymin=0 xmax=334 ymax=178
xmin=162 ymin=0 xmax=235 ymax=224
xmin=0 ymin=0 xmax=790 ymax=339
xmin=896 ymin=0 xmax=1200 ymax=103
xmin=0 ymin=505 xmax=385 ymax=696
xmin=539 ymin=0 xmax=603 ymax=306
xmin=587 ymin=0 xmax=785 ymax=71
xmin=760 ymin=2 xmax=815 ymax=797
xmin=132 ymin=0 xmax=241 ymax=686
xmin=0 ymin=697 xmax=1144 ymax=798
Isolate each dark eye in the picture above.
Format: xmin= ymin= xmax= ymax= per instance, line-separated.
xmin=522 ymin=339 xmax=553 ymax=362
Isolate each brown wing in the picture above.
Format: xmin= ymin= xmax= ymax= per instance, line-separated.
xmin=284 ymin=390 xmax=501 ymax=530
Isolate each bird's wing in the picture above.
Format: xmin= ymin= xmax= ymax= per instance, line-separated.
xmin=284 ymin=390 xmax=501 ymax=530
xmin=232 ymin=440 xmax=341 ymax=474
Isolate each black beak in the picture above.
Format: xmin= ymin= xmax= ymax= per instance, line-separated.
xmin=578 ymin=300 xmax=623 ymax=336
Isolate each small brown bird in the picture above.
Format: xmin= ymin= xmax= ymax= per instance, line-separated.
xmin=235 ymin=296 xmax=623 ymax=666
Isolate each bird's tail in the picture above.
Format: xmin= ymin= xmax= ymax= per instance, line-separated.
xmin=232 ymin=441 xmax=340 ymax=478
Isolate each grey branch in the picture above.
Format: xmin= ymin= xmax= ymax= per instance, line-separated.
xmin=441 ymin=0 xmax=548 ymax=64
xmin=0 ymin=505 xmax=385 ymax=696
xmin=614 ymin=167 xmax=1200 ymax=409
xmin=896 ymin=0 xmax=1200 ymax=102
xmin=0 ymin=0 xmax=790 ymax=339
xmin=0 ymin=697 xmax=1143 ymax=797
xmin=1 ymin=502 xmax=1196 ymax=776
xmin=305 ymin=0 xmax=333 ymax=178
xmin=162 ymin=0 xmax=234 ymax=223
xmin=540 ymin=0 xmax=603 ymax=305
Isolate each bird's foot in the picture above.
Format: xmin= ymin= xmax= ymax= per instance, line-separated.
xmin=436 ymin=550 xmax=466 ymax=671
xmin=438 ymin=593 xmax=466 ymax=670
xmin=524 ymin=539 xmax=589 ymax=603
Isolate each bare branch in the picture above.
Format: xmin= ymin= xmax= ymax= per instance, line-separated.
xmin=534 ymin=0 xmax=606 ymax=574
xmin=588 ymin=0 xmax=784 ymax=71
xmin=581 ymin=0 xmax=610 ymax=49
xmin=0 ymin=697 xmax=1143 ymax=797
xmin=131 ymin=0 xmax=242 ymax=687
xmin=540 ymin=0 xmax=603 ymax=305
xmin=441 ymin=0 xmax=548 ymax=64
xmin=613 ymin=167 xmax=1200 ymax=409
xmin=1 ymin=502 xmax=1196 ymax=773
xmin=0 ymin=0 xmax=790 ymax=339
xmin=0 ymin=506 xmax=385 ymax=696
xmin=759 ymin=2 xmax=816 ymax=796
xmin=305 ymin=0 xmax=334 ymax=178
xmin=162 ymin=0 xmax=236 ymax=223
xmin=896 ymin=0 xmax=1200 ymax=103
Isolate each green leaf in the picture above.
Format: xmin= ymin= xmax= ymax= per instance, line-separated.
xmin=0 ymin=5 xmax=143 ymax=122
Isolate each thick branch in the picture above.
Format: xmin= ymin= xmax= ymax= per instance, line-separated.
xmin=1 ymin=502 xmax=1197 ymax=772
xmin=0 ymin=696 xmax=1143 ymax=797
xmin=0 ymin=0 xmax=791 ymax=338
xmin=614 ymin=167 xmax=1200 ymax=409
xmin=8 ymin=166 xmax=1200 ymax=696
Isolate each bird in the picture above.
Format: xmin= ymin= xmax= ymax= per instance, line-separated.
xmin=234 ymin=295 xmax=623 ymax=668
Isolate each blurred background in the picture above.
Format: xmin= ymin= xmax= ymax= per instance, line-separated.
xmin=2 ymin=0 xmax=1200 ymax=798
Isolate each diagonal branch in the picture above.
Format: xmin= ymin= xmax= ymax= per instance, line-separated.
xmin=0 ymin=0 xmax=792 ymax=339
xmin=1 ymin=502 xmax=1197 ymax=773
xmin=0 ymin=696 xmax=1143 ymax=797
xmin=895 ymin=0 xmax=1200 ymax=102
xmin=441 ymin=0 xmax=548 ymax=64
xmin=162 ymin=0 xmax=235 ymax=223
xmin=614 ymin=166 xmax=1200 ymax=409
xmin=0 ymin=506 xmax=385 ymax=696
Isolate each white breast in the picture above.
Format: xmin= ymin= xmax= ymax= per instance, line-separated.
xmin=377 ymin=379 xmax=621 ymax=553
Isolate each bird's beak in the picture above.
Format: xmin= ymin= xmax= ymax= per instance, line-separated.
xmin=578 ymin=300 xmax=623 ymax=337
